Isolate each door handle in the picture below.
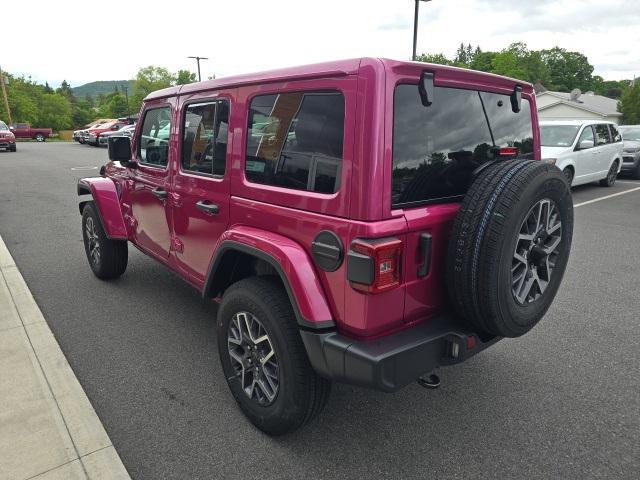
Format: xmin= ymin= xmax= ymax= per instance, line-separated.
xmin=417 ymin=233 xmax=432 ymax=278
xmin=152 ymin=188 xmax=168 ymax=200
xmin=196 ymin=200 xmax=220 ymax=215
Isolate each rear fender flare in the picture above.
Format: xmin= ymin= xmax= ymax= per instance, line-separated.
xmin=77 ymin=177 xmax=127 ymax=240
xmin=204 ymin=227 xmax=335 ymax=330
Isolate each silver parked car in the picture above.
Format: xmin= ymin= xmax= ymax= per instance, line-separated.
xmin=618 ymin=125 xmax=640 ymax=179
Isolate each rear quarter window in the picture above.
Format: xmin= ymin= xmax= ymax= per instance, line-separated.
xmin=245 ymin=91 xmax=345 ymax=194
xmin=392 ymin=85 xmax=533 ymax=207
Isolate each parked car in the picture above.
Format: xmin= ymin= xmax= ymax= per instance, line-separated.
xmin=86 ymin=121 xmax=130 ymax=146
xmin=77 ymin=58 xmax=573 ymax=435
xmin=540 ymin=120 xmax=623 ymax=187
xmin=618 ymin=125 xmax=640 ymax=179
xmin=74 ymin=120 xmax=113 ymax=142
xmin=98 ymin=124 xmax=136 ymax=146
xmin=10 ymin=123 xmax=52 ymax=142
xmin=0 ymin=120 xmax=17 ymax=152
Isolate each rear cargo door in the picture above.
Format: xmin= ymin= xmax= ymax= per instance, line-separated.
xmin=391 ymin=83 xmax=535 ymax=323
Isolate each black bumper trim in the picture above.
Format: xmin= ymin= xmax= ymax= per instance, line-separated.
xmin=300 ymin=313 xmax=500 ymax=392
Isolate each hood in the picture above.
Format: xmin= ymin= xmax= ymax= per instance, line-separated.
xmin=623 ymin=140 xmax=640 ymax=150
xmin=540 ymin=145 xmax=572 ymax=159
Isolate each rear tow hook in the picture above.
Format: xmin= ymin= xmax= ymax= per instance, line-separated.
xmin=417 ymin=372 xmax=441 ymax=389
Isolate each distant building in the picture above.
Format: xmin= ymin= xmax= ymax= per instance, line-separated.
xmin=536 ymin=89 xmax=622 ymax=124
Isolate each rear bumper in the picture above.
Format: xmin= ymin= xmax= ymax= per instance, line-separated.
xmin=300 ymin=313 xmax=500 ymax=392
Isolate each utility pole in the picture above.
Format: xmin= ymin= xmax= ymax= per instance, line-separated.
xmin=412 ymin=0 xmax=432 ymax=61
xmin=0 ymin=64 xmax=12 ymax=125
xmin=123 ymin=84 xmax=129 ymax=118
xmin=187 ymin=56 xmax=209 ymax=82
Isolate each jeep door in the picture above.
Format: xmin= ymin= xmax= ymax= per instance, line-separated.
xmin=171 ymin=92 xmax=233 ymax=284
xmin=127 ymin=101 xmax=175 ymax=261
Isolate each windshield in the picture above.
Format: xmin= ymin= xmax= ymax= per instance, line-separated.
xmin=619 ymin=127 xmax=640 ymax=141
xmin=0 ymin=121 xmax=8 ymax=130
xmin=392 ymin=85 xmax=534 ymax=206
xmin=540 ymin=125 xmax=580 ymax=147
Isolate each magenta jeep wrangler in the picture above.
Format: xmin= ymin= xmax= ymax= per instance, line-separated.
xmin=77 ymin=58 xmax=573 ymax=435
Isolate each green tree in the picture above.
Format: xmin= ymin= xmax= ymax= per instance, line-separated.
xmin=619 ymin=82 xmax=640 ymax=124
xmin=415 ymin=52 xmax=455 ymax=66
xmin=176 ymin=69 xmax=197 ymax=85
xmin=38 ymin=93 xmax=72 ymax=130
xmin=540 ymin=47 xmax=594 ymax=92
xmin=130 ymin=66 xmax=176 ymax=111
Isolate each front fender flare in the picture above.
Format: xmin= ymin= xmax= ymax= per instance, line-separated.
xmin=77 ymin=177 xmax=127 ymax=240
xmin=204 ymin=227 xmax=335 ymax=330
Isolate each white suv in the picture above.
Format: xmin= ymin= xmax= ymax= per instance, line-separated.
xmin=540 ymin=120 xmax=623 ymax=187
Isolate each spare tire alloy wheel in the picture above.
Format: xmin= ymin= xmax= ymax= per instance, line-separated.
xmin=227 ymin=311 xmax=279 ymax=406
xmin=447 ymin=160 xmax=573 ymax=338
xmin=512 ymin=199 xmax=562 ymax=305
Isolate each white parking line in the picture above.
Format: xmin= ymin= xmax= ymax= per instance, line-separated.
xmin=617 ymin=180 xmax=640 ymax=184
xmin=574 ymin=186 xmax=640 ymax=208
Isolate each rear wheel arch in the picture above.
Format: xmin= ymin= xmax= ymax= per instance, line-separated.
xmin=204 ymin=242 xmax=334 ymax=330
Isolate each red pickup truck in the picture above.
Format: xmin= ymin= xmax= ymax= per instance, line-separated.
xmin=11 ymin=123 xmax=53 ymax=142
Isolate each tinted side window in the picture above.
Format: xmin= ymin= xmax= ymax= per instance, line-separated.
xmin=392 ymin=85 xmax=533 ymax=206
xmin=594 ymin=124 xmax=611 ymax=145
xmin=138 ymin=106 xmax=171 ymax=167
xmin=245 ymin=92 xmax=344 ymax=194
xmin=182 ymin=99 xmax=229 ymax=176
xmin=609 ymin=124 xmax=622 ymax=142
xmin=578 ymin=126 xmax=595 ymax=145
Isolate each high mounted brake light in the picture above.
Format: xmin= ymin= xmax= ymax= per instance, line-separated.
xmin=499 ymin=147 xmax=518 ymax=156
xmin=347 ymin=238 xmax=403 ymax=294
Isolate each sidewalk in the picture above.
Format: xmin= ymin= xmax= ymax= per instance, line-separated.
xmin=0 ymin=235 xmax=130 ymax=480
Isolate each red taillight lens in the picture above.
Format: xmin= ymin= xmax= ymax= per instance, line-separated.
xmin=350 ymin=238 xmax=403 ymax=294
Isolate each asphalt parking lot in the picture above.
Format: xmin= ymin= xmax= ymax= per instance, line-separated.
xmin=0 ymin=142 xmax=638 ymax=479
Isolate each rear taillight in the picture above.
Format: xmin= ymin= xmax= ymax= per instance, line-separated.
xmin=348 ymin=238 xmax=403 ymax=294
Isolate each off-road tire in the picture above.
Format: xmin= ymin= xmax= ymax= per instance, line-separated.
xmin=446 ymin=160 xmax=573 ymax=338
xmin=634 ymin=163 xmax=640 ymax=180
xmin=9 ymin=145 xmax=16 ymax=152
xmin=217 ymin=276 xmax=331 ymax=435
xmin=81 ymin=203 xmax=128 ymax=279
xmin=599 ymin=161 xmax=618 ymax=187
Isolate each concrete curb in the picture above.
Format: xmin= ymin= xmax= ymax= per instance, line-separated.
xmin=0 ymin=234 xmax=131 ymax=480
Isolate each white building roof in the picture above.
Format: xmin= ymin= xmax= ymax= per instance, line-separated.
xmin=537 ymin=91 xmax=621 ymax=117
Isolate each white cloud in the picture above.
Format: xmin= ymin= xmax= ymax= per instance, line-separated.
xmin=3 ymin=0 xmax=639 ymax=87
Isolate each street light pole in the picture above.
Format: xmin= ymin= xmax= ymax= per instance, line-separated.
xmin=188 ymin=56 xmax=209 ymax=82
xmin=412 ymin=0 xmax=432 ymax=61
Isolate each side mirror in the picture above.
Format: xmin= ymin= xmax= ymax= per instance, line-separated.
xmin=578 ymin=139 xmax=594 ymax=150
xmin=108 ymin=136 xmax=136 ymax=167
xmin=9 ymin=126 xmax=14 ymax=131
xmin=418 ymin=71 xmax=434 ymax=107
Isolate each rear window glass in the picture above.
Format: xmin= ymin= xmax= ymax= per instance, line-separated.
xmin=245 ymin=92 xmax=344 ymax=194
xmin=392 ymin=85 xmax=534 ymax=206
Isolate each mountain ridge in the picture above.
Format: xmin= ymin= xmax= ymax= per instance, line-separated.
xmin=71 ymin=80 xmax=135 ymax=98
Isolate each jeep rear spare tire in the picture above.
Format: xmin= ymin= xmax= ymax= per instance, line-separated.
xmin=446 ymin=160 xmax=573 ymax=338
